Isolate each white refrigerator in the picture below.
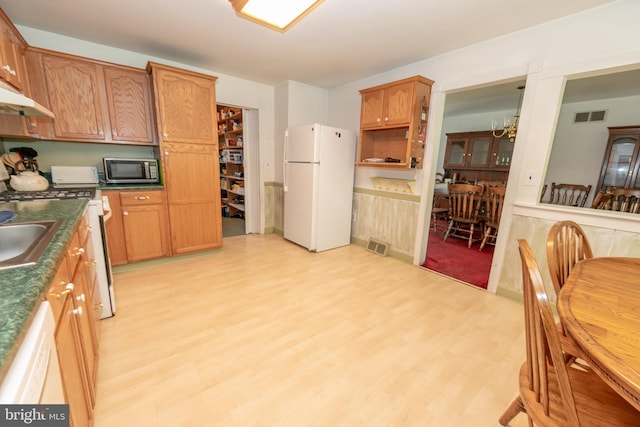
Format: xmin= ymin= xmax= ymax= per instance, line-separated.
xmin=283 ymin=123 xmax=357 ymax=252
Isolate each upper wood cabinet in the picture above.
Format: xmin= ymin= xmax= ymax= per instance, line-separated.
xmin=103 ymin=67 xmax=155 ymax=144
xmin=147 ymin=62 xmax=217 ymax=145
xmin=0 ymin=8 xmax=27 ymax=92
xmin=360 ymin=80 xmax=417 ymax=129
xmin=597 ymin=126 xmax=640 ymax=192
xmin=42 ymin=53 xmax=107 ymax=142
xmin=357 ymin=75 xmax=433 ymax=169
xmin=27 ymin=49 xmax=155 ymax=144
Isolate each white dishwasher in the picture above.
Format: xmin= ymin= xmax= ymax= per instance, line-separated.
xmin=0 ymin=301 xmax=65 ymax=404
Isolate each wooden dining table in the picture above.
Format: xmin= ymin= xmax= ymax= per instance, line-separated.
xmin=557 ymin=257 xmax=640 ymax=412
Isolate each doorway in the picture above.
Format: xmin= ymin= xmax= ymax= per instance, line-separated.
xmin=217 ymin=105 xmax=260 ymax=237
xmin=422 ymin=80 xmax=524 ymax=288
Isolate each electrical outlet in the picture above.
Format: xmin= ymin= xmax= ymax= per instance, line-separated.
xmin=525 ymin=170 xmax=537 ymax=186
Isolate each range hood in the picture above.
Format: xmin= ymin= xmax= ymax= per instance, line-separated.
xmin=0 ymin=85 xmax=54 ymax=118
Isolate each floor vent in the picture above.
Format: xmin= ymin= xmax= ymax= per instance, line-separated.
xmin=366 ymin=239 xmax=389 ymax=256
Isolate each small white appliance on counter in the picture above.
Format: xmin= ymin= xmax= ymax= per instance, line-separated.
xmin=283 ymin=123 xmax=357 ymax=252
xmin=50 ymin=165 xmax=116 ymax=319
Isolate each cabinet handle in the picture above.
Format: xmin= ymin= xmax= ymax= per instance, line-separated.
xmin=69 ymin=247 xmax=85 ymax=257
xmin=72 ymin=306 xmax=83 ymax=316
xmin=123 ymin=211 xmax=129 ymax=216
xmin=163 ymin=132 xmax=168 ymax=138
xmin=85 ymin=259 xmax=97 ymax=267
xmin=384 ymin=117 xmax=389 ymax=122
xmin=135 ymin=196 xmax=150 ymax=200
xmin=95 ymin=303 xmax=104 ymax=312
xmin=50 ymin=283 xmax=74 ymax=299
xmin=76 ymin=293 xmax=86 ymax=302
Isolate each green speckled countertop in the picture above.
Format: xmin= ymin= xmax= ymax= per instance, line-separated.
xmin=0 ymin=199 xmax=87 ymax=380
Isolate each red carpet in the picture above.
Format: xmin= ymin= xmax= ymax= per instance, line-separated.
xmin=422 ymin=221 xmax=494 ymax=289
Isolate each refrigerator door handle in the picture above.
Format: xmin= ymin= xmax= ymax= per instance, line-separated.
xmin=283 ymin=131 xmax=288 ymax=192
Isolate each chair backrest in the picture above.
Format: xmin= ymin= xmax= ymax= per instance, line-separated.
xmin=607 ymin=188 xmax=640 ymax=213
xmin=591 ymin=190 xmax=613 ymax=209
xmin=484 ymin=186 xmax=506 ymax=228
xmin=546 ymin=220 xmax=593 ymax=296
xmin=540 ymin=184 xmax=548 ymax=203
xmin=548 ymin=183 xmax=592 ymax=207
xmin=476 ymin=180 xmax=505 ymax=188
xmin=518 ymin=239 xmax=581 ymax=426
xmin=447 ymin=183 xmax=484 ymax=221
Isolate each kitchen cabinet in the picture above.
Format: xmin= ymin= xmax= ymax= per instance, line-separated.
xmin=596 ymin=126 xmax=640 ymax=192
xmin=147 ymin=62 xmax=217 ymax=145
xmin=103 ymin=189 xmax=170 ymax=264
xmin=218 ymin=106 xmax=245 ymax=218
xmin=162 ymin=142 xmax=222 ymax=253
xmin=357 ymin=75 xmax=434 ymax=169
xmin=148 ymin=62 xmax=222 ymax=254
xmin=45 ymin=212 xmax=101 ymax=427
xmin=27 ymin=48 xmax=156 ymax=144
xmin=103 ymin=66 xmax=155 ymax=144
xmin=0 ymin=8 xmax=27 ymax=92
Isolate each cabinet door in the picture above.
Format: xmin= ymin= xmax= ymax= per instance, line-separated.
xmin=103 ymin=67 xmax=155 ymax=144
xmin=360 ymin=89 xmax=384 ymax=128
xmin=490 ymin=136 xmax=514 ymax=169
xmin=151 ymin=66 xmax=217 ymax=144
xmin=0 ymin=18 xmax=26 ymax=91
xmin=444 ymin=137 xmax=468 ymax=168
xmin=163 ymin=142 xmax=222 ymax=253
xmin=52 ymin=297 xmax=93 ymax=427
xmin=103 ymin=191 xmax=128 ymax=266
xmin=382 ymin=81 xmax=415 ymax=127
xmin=467 ymin=136 xmax=492 ymax=168
xmin=603 ymin=135 xmax=640 ymax=189
xmin=42 ymin=54 xmax=107 ymax=141
xmin=121 ymin=191 xmax=170 ymax=261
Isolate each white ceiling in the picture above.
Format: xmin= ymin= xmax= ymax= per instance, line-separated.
xmin=0 ymin=0 xmax=615 ymax=90
xmin=3 ymin=0 xmax=637 ymax=117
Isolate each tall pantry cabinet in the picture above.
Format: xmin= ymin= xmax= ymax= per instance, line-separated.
xmin=147 ymin=62 xmax=222 ymax=254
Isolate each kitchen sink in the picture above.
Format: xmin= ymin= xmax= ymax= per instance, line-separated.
xmin=0 ymin=220 xmax=63 ymax=270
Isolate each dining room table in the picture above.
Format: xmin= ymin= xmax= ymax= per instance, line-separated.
xmin=557 ymin=257 xmax=640 ymax=412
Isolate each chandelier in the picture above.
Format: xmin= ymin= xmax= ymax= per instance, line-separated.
xmin=229 ymin=0 xmax=323 ymax=32
xmin=492 ymin=85 xmax=525 ymax=142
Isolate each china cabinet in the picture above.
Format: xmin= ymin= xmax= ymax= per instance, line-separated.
xmin=596 ymin=126 xmax=640 ymax=192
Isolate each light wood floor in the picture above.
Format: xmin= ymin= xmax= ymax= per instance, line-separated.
xmin=93 ymin=234 xmax=529 ymax=426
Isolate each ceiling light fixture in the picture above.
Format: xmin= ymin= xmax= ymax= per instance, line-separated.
xmin=229 ymin=0 xmax=323 ymax=32
xmin=492 ymin=85 xmax=525 ymax=142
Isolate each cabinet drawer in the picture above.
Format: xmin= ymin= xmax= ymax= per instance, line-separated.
xmin=120 ymin=190 xmax=163 ymax=206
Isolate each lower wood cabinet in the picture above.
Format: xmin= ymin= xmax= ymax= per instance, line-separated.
xmin=103 ymin=189 xmax=170 ymax=265
xmin=46 ymin=209 xmax=99 ymax=427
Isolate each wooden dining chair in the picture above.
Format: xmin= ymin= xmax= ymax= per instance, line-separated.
xmin=443 ymin=183 xmax=484 ymax=248
xmin=606 ymin=188 xmax=640 ymax=213
xmin=548 ymin=182 xmax=592 ymax=207
xmin=590 ymin=190 xmax=613 ymax=209
xmin=499 ymin=239 xmax=640 ymax=427
xmin=479 ymin=186 xmax=505 ymax=251
xmin=546 ymin=220 xmax=593 ymax=296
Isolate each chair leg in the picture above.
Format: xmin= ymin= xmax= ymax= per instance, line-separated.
xmin=443 ymin=220 xmax=453 ymax=241
xmin=468 ymin=224 xmax=474 ymax=248
xmin=498 ymin=396 xmax=525 ymax=426
xmin=479 ymin=226 xmax=492 ymax=251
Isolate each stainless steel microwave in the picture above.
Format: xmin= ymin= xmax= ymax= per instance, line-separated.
xmin=103 ymin=158 xmax=160 ymax=184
